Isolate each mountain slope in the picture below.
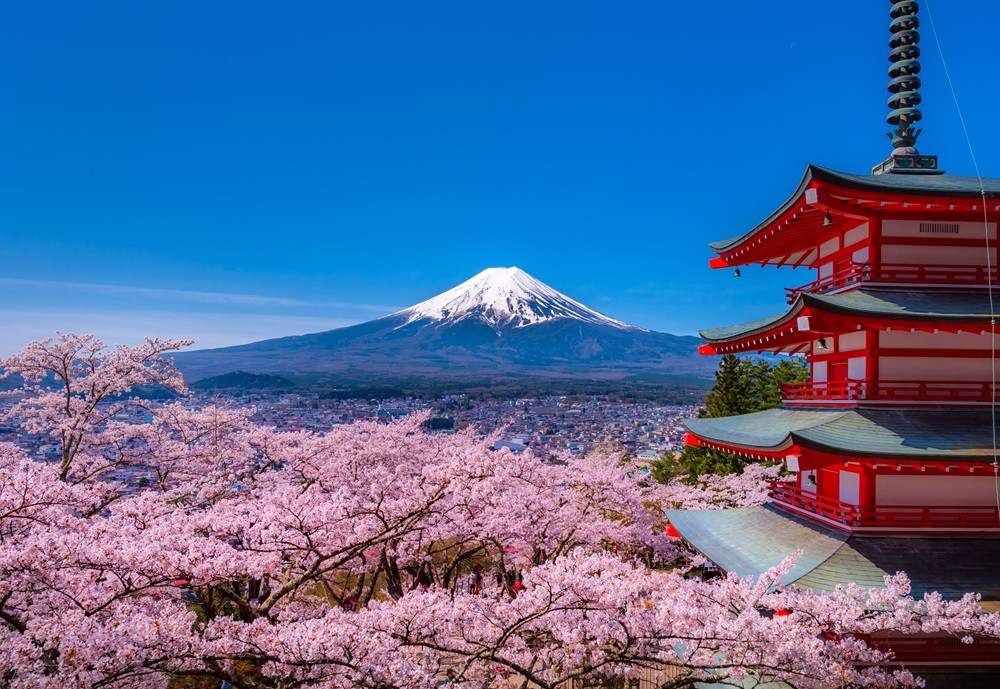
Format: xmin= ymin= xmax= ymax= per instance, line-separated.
xmin=173 ymin=267 xmax=713 ymax=383
xmin=190 ymin=371 xmax=295 ymax=391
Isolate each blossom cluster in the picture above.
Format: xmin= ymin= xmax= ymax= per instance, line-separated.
xmin=0 ymin=334 xmax=997 ymax=689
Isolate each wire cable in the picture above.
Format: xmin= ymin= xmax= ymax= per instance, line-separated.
xmin=924 ymin=0 xmax=999 ymax=515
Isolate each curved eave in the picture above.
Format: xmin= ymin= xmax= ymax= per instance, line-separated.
xmin=699 ymin=289 xmax=997 ymax=355
xmin=791 ymin=433 xmax=998 ymax=462
xmin=811 ymin=165 xmax=1000 ymax=199
xmin=708 ymin=165 xmax=1000 ymax=268
xmin=664 ymin=505 xmax=1000 ymax=600
xmin=683 ymin=432 xmax=796 ymax=460
xmin=802 ymin=290 xmax=997 ymax=324
xmin=699 ymin=300 xmax=805 ymax=344
xmin=684 ymin=408 xmax=843 ymax=456
xmin=708 ymin=166 xmax=819 ymax=263
xmin=685 ymin=408 xmax=999 ymax=462
xmin=687 ymin=431 xmax=997 ymax=464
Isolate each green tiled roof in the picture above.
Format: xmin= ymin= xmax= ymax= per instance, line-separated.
xmin=685 ymin=407 xmax=845 ymax=449
xmin=665 ymin=504 xmax=1000 ymax=601
xmin=709 ymin=165 xmax=1000 ymax=254
xmin=806 ymin=289 xmax=996 ymax=321
xmin=813 ymin=165 xmax=1000 ymax=197
xmin=664 ymin=505 xmax=848 ymax=586
xmin=699 ymin=309 xmax=799 ymax=343
xmin=699 ymin=289 xmax=994 ymax=343
xmin=685 ymin=407 xmax=998 ymax=459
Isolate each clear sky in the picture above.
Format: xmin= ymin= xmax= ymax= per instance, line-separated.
xmin=2 ymin=1 xmax=999 ymax=355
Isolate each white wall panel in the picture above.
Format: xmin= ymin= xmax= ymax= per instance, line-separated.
xmin=820 ymin=237 xmax=840 ymax=258
xmin=879 ymin=330 xmax=991 ymax=349
xmin=881 ymin=244 xmax=996 ymax=266
xmin=878 ymin=356 xmax=990 ymax=381
xmin=838 ymin=331 xmax=866 ymax=352
xmin=876 ymin=475 xmax=999 ymax=506
xmin=812 ymin=361 xmax=827 ymax=383
xmin=839 ymin=471 xmax=860 ymax=505
xmin=844 ymin=223 xmax=870 ymax=247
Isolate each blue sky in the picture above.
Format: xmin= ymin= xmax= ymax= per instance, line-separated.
xmin=2 ymin=1 xmax=999 ymax=355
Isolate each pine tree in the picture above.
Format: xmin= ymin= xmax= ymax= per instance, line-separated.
xmin=703 ymin=355 xmax=757 ymax=418
xmin=755 ymin=357 xmax=809 ymax=410
xmin=654 ymin=355 xmax=807 ymax=480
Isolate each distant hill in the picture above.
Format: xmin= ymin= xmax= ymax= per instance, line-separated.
xmin=190 ymin=371 xmax=295 ymax=392
xmin=173 ymin=267 xmax=716 ymax=385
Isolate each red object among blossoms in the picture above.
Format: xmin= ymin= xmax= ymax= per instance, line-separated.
xmin=665 ymin=524 xmax=682 ymax=539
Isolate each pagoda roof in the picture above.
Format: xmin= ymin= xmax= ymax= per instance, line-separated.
xmin=684 ymin=407 xmax=997 ymax=460
xmin=700 ymin=288 xmax=995 ymax=345
xmin=808 ymin=288 xmax=995 ymax=321
xmin=813 ymin=166 xmax=1000 ymax=196
xmin=664 ymin=504 xmax=1000 ymax=601
xmin=700 ymin=310 xmax=795 ymax=343
xmin=708 ymin=165 xmax=1000 ymax=266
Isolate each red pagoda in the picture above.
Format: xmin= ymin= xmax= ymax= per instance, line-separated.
xmin=667 ymin=1 xmax=1000 ymax=682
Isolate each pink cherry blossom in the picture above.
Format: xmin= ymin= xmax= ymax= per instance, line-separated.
xmin=0 ymin=333 xmax=996 ymax=689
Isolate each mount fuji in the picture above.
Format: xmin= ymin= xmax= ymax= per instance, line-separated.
xmin=173 ymin=267 xmax=713 ymax=384
xmin=395 ymin=267 xmax=636 ymax=332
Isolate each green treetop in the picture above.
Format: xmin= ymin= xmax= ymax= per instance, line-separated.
xmin=652 ymin=355 xmax=808 ymax=482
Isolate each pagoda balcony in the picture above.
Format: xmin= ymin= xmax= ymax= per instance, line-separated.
xmin=780 ymin=380 xmax=1000 ymax=406
xmin=784 ymin=262 xmax=1000 ymax=303
xmin=863 ymin=634 xmax=1000 ymax=665
xmin=768 ymin=481 xmax=1000 ymax=534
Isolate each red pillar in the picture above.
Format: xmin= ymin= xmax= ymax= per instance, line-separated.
xmin=859 ymin=465 xmax=877 ymax=507
xmin=869 ymin=217 xmax=882 ymax=268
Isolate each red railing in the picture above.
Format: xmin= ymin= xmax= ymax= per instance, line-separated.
xmin=785 ymin=262 xmax=1000 ymax=303
xmin=863 ymin=634 xmax=1000 ymax=664
xmin=768 ymin=481 xmax=1000 ymax=531
xmin=785 ymin=262 xmax=867 ymax=302
xmin=854 ymin=504 xmax=1000 ymax=528
xmin=781 ymin=380 xmax=1000 ymax=405
xmin=768 ymin=481 xmax=859 ymax=524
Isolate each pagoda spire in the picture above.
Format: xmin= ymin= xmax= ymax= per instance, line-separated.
xmin=872 ymin=1 xmax=939 ymax=175
xmin=886 ymin=0 xmax=923 ymax=149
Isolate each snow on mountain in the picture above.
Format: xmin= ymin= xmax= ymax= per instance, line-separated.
xmin=392 ymin=267 xmax=642 ymax=332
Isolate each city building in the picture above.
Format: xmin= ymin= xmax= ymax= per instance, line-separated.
xmin=668 ymin=1 xmax=1000 ymax=681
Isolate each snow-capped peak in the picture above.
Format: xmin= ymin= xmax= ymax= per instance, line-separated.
xmin=393 ymin=267 xmax=642 ymax=332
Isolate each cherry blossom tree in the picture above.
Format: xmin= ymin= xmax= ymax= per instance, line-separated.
xmin=1 ymin=333 xmax=998 ymax=689
xmin=650 ymin=462 xmax=783 ymax=511
xmin=0 ymin=333 xmax=191 ymax=482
